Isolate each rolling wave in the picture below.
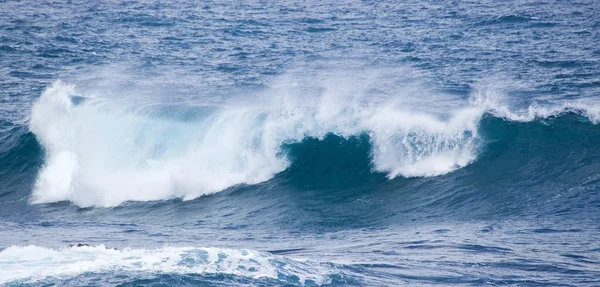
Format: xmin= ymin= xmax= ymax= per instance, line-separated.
xmin=4 ymin=80 xmax=599 ymax=207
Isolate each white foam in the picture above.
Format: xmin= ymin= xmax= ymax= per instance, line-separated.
xmin=30 ymin=81 xmax=290 ymax=206
xmin=0 ymin=245 xmax=330 ymax=285
xmin=470 ymin=88 xmax=600 ymax=123
xmin=28 ymin=75 xmax=600 ymax=207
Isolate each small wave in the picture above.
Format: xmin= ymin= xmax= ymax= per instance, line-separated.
xmin=478 ymin=15 xmax=533 ymax=26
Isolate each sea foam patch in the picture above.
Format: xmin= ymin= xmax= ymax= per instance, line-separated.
xmin=0 ymin=245 xmax=331 ymax=285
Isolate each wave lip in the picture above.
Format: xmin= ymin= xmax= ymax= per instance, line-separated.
xmin=0 ymin=245 xmax=333 ymax=285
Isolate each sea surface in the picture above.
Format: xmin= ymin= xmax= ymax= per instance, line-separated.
xmin=1 ymin=0 xmax=600 ymax=286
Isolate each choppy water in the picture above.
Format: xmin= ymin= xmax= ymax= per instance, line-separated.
xmin=1 ymin=0 xmax=600 ymax=286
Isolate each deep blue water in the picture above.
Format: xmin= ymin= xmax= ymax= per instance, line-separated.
xmin=1 ymin=0 xmax=600 ymax=286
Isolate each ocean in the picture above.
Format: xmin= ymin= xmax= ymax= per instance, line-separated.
xmin=1 ymin=0 xmax=600 ymax=286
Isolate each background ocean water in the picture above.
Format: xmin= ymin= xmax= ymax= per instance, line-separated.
xmin=1 ymin=0 xmax=600 ymax=286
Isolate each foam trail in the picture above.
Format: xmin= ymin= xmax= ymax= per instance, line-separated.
xmin=0 ymin=245 xmax=331 ymax=285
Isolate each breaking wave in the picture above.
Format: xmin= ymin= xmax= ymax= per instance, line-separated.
xmin=22 ymin=80 xmax=600 ymax=207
